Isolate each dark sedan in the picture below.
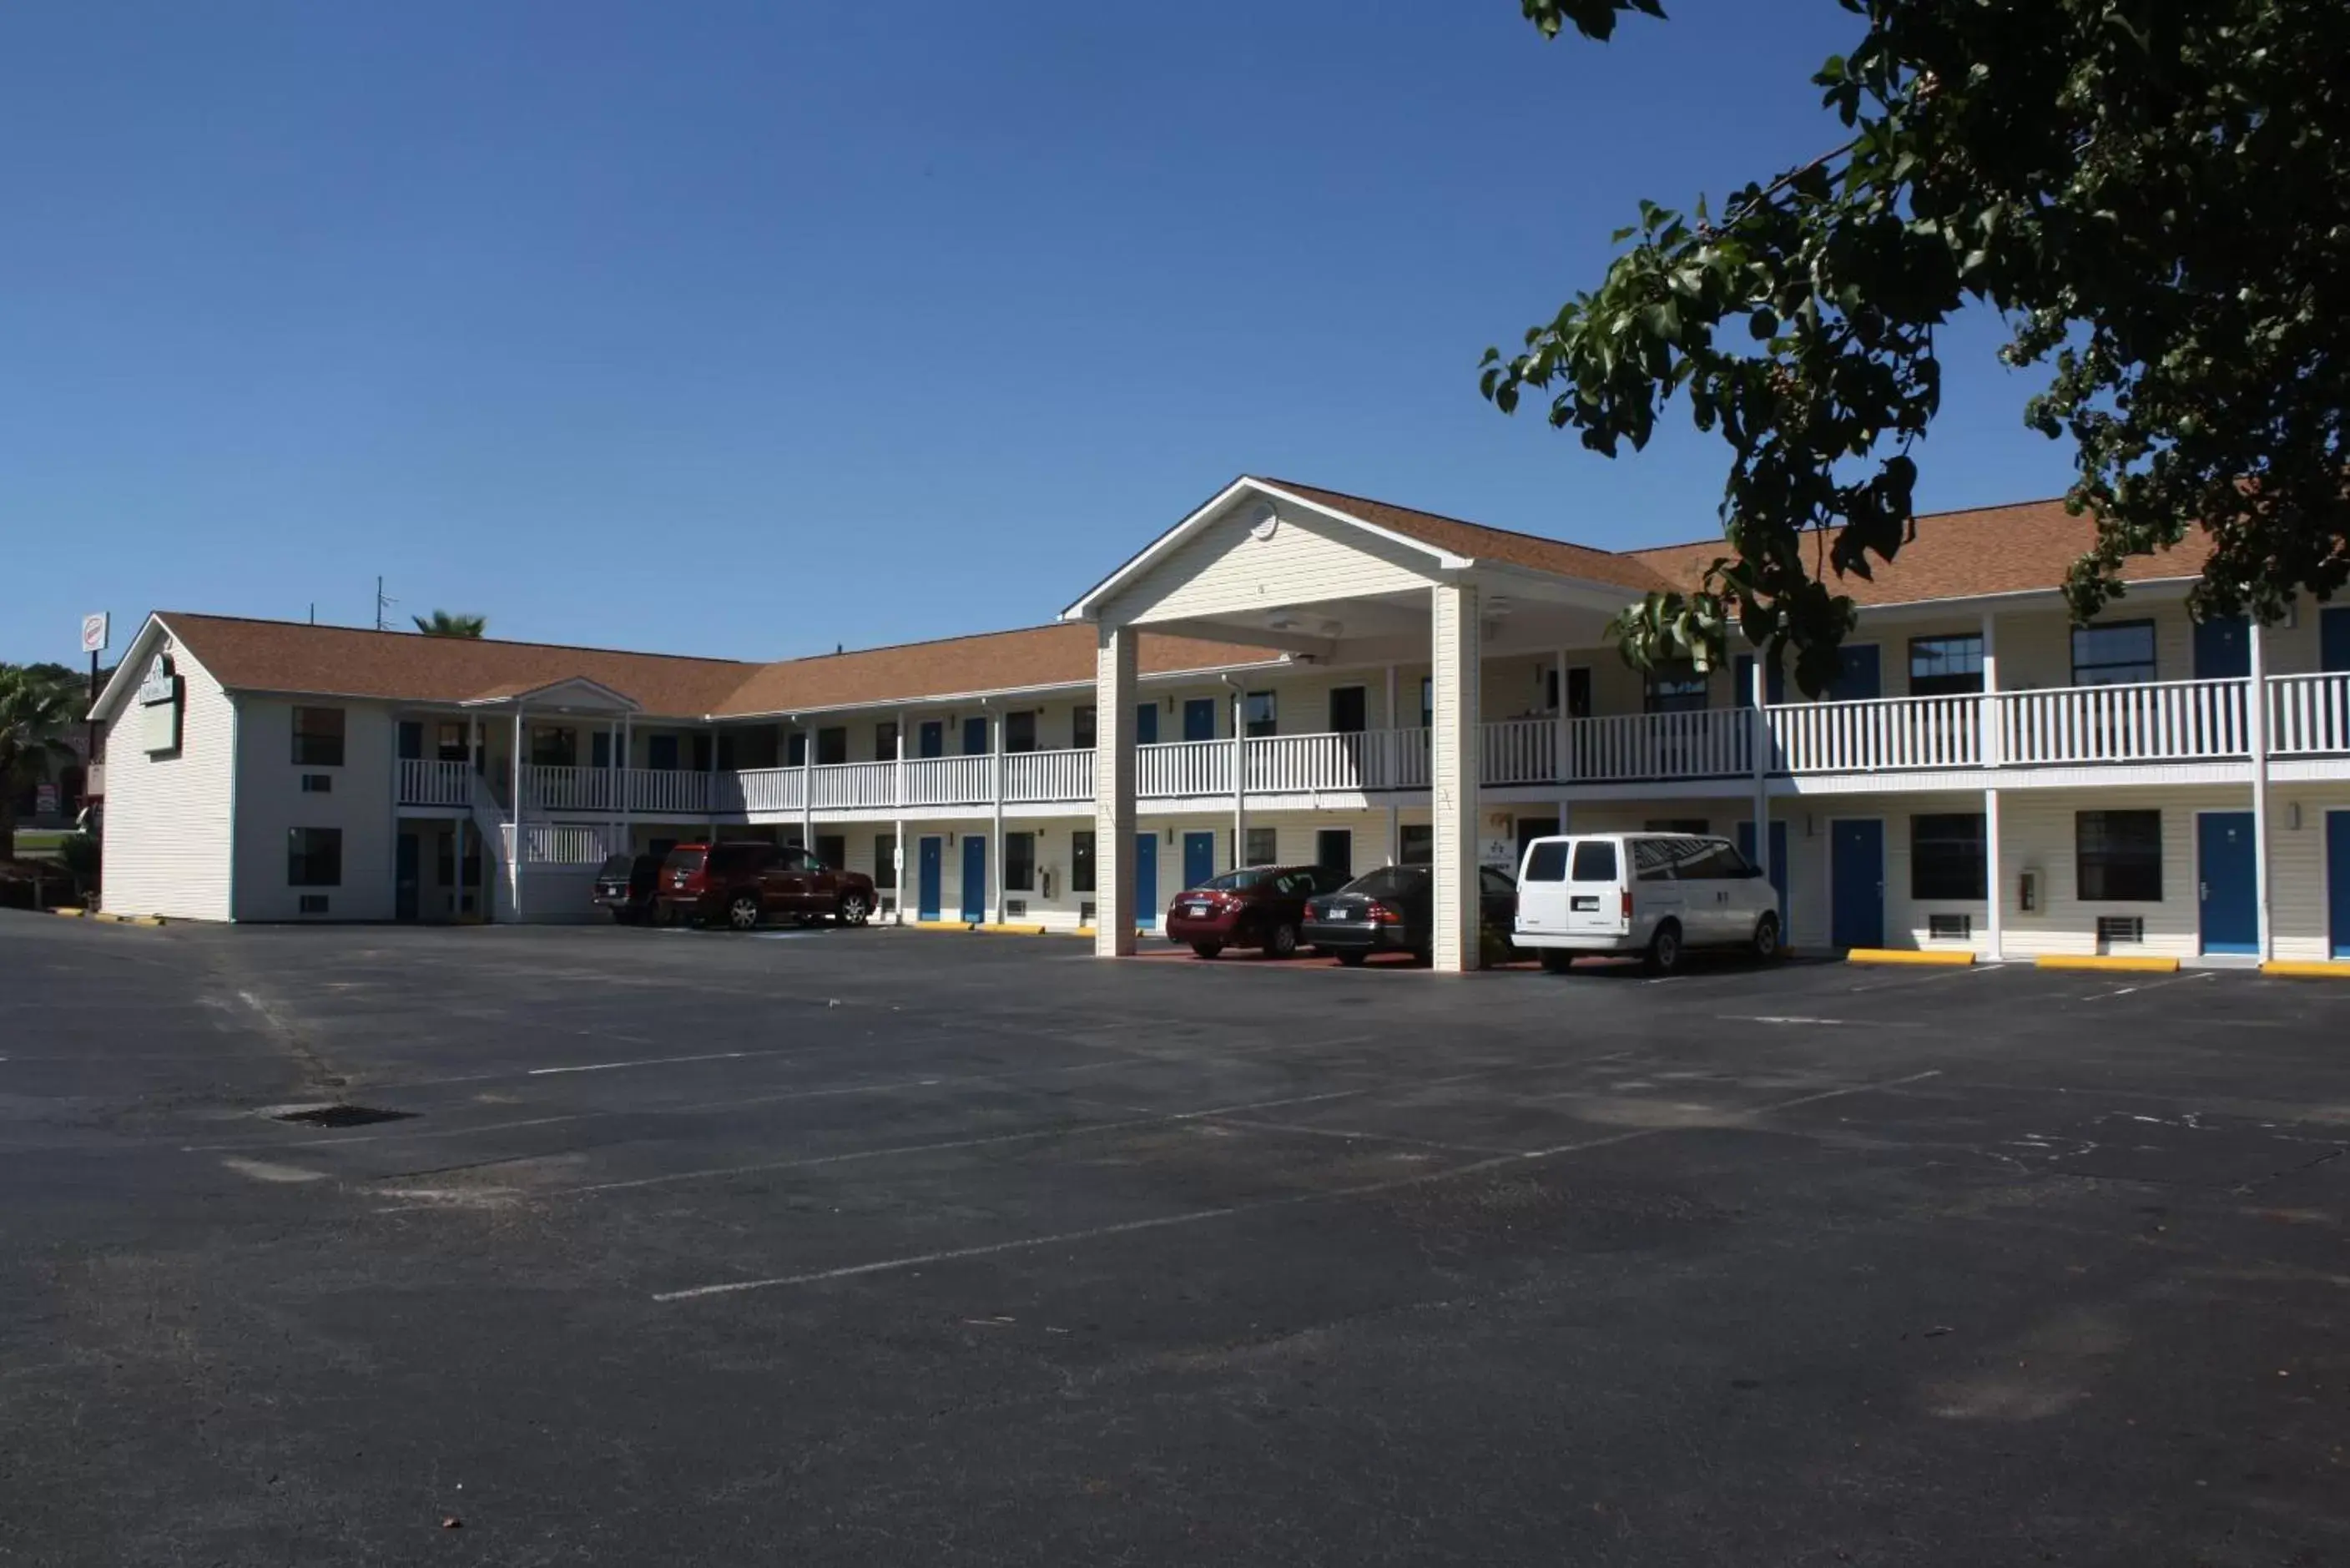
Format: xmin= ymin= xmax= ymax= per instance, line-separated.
xmin=1301 ymin=863 xmax=1519 ymax=966
xmin=1164 ymin=864 xmax=1353 ymax=959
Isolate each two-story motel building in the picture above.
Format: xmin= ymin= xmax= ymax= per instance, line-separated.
xmin=90 ymin=477 xmax=2350 ymax=971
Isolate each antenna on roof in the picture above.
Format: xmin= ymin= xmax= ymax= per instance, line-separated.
xmin=374 ymin=576 xmax=397 ymax=632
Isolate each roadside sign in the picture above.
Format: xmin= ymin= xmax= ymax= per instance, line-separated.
xmin=80 ymin=613 xmax=108 ymax=654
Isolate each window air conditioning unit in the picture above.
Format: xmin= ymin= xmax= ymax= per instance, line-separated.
xmin=2095 ymin=915 xmax=2145 ymax=948
xmin=1927 ymin=913 xmax=1972 ymax=941
xmin=1005 ymin=899 xmax=1027 ymax=919
xmin=1079 ymin=900 xmax=1097 ymax=925
xmin=298 ymin=895 xmax=330 ymax=915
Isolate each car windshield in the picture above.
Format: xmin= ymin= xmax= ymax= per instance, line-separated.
xmin=1198 ymin=870 xmax=1270 ymax=892
xmin=597 ymin=854 xmax=634 ymax=877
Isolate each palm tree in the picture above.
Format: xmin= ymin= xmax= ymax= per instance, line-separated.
xmin=413 ymin=611 xmax=488 ymax=638
xmin=0 ymin=665 xmax=78 ymax=857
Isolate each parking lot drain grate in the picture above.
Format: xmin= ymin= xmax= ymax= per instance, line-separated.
xmin=274 ymin=1105 xmax=416 ymax=1129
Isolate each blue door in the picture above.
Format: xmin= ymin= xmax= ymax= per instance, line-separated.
xmin=962 ymin=717 xmax=989 ymax=756
xmin=1830 ymin=819 xmax=1884 ymax=950
xmin=2329 ymin=811 xmax=2350 ymax=959
xmin=961 ymin=836 xmax=986 ymax=920
xmin=1183 ymin=830 xmax=1217 ymax=890
xmin=394 ymin=833 xmax=421 ymax=922
xmin=1828 ymin=644 xmax=1882 ymax=702
xmin=1183 ymin=698 xmax=1217 ymax=742
xmin=2320 ymin=606 xmax=2350 ymax=673
xmin=1135 ymin=833 xmax=1159 ymax=928
xmin=2196 ymin=811 xmax=2259 ymax=955
xmin=918 ymin=721 xmax=944 ymax=759
xmin=917 ymin=837 xmax=943 ymax=920
xmin=1135 ymin=703 xmax=1158 ymax=744
xmin=1737 ymin=819 xmax=1790 ymax=926
xmin=2193 ymin=615 xmax=2251 ymax=681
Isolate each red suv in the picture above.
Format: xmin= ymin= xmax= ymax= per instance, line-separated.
xmin=1164 ymin=864 xmax=1354 ymax=959
xmin=656 ymin=841 xmax=879 ymax=931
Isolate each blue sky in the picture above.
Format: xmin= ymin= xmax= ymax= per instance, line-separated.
xmin=0 ymin=1 xmax=2072 ymax=668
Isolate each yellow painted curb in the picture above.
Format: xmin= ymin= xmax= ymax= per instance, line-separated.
xmin=1847 ymin=948 xmax=1975 ymax=966
xmin=974 ymin=923 xmax=1051 ymax=936
xmin=2262 ymin=960 xmax=2350 ymax=981
xmin=911 ymin=920 xmax=973 ymax=931
xmin=2035 ymin=954 xmax=2179 ymax=974
xmin=48 ymin=906 xmax=88 ymax=918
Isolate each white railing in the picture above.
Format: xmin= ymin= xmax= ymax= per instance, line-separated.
xmin=1139 ymin=739 xmax=1229 ymax=799
xmin=904 ymin=754 xmax=994 ymax=807
xmin=724 ymin=767 xmax=799 ymax=814
xmin=1245 ymin=731 xmax=1379 ymax=794
xmin=1481 ymin=718 xmax=1556 ymax=786
xmin=396 ymin=758 xmax=472 ymax=807
xmin=522 ymin=765 xmax=612 ymax=811
xmin=1772 ymin=693 xmax=1981 ymax=773
xmin=1566 ymin=708 xmax=1751 ymax=781
xmin=627 ymin=768 xmax=712 ymax=814
xmin=1390 ymin=727 xmax=1431 ymax=789
xmin=2267 ymin=671 xmax=2350 ymax=756
xmin=1999 ymin=679 xmax=2247 ymax=765
xmin=812 ymin=760 xmax=898 ymax=810
xmin=519 ymin=822 xmax=620 ymax=865
xmin=1005 ymin=748 xmax=1092 ymax=803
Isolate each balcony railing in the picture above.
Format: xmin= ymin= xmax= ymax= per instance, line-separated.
xmin=2267 ymin=671 xmax=2350 ymax=756
xmin=456 ymin=674 xmax=2350 ymax=820
xmin=396 ymin=758 xmax=473 ymax=808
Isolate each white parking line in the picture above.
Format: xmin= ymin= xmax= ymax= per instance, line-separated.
xmin=649 ymin=1068 xmax=1944 ymax=1302
xmin=2080 ymin=971 xmax=2216 ymax=1002
xmin=529 ymin=1049 xmax=768 ymax=1077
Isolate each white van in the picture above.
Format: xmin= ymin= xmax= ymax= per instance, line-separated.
xmin=1514 ymin=833 xmax=1782 ymax=974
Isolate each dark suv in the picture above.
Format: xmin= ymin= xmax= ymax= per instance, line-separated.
xmin=592 ymin=852 xmax=661 ymax=924
xmin=656 ymin=841 xmax=879 ymax=931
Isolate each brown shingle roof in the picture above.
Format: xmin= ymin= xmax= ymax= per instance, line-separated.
xmin=1626 ymin=497 xmax=2213 ymax=606
xmin=1263 ymin=479 xmax=1678 ymax=593
xmin=152 ymin=613 xmax=1280 ymax=719
xmin=714 ymin=623 xmax=1281 ymax=716
xmin=156 ymin=613 xmax=758 ymax=716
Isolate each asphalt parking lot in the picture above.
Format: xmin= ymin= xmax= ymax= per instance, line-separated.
xmin=3 ymin=913 xmax=2347 ymax=1566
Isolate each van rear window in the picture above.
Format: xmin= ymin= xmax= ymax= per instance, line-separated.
xmin=1571 ymin=841 xmax=1618 ymax=882
xmin=1523 ymin=842 xmax=1568 ymax=882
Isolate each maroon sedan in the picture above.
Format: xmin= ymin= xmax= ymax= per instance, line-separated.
xmin=1164 ymin=864 xmax=1354 ymax=959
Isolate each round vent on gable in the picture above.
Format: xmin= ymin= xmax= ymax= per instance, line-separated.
xmin=1246 ymin=502 xmax=1279 ymax=541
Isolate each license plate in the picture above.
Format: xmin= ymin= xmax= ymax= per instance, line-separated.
xmin=1184 ymin=902 xmax=1212 ymax=916
xmin=1571 ymin=895 xmax=1599 ymax=911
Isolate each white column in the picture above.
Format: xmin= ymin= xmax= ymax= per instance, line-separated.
xmin=2249 ymin=619 xmax=2272 ymax=960
xmin=468 ymin=713 xmax=487 ymax=922
xmin=509 ymin=708 xmax=525 ymax=920
xmin=1231 ymin=686 xmax=1247 ymax=867
xmin=991 ymin=710 xmax=1006 ymax=924
xmin=1555 ymin=647 xmax=1573 ymax=829
xmin=618 ymin=716 xmax=633 ymax=852
xmin=1093 ymin=625 xmax=1138 ymax=955
xmin=1984 ymin=785 xmax=2005 ymax=961
xmin=1430 ymin=581 xmax=1481 ymax=972
xmin=1979 ymin=609 xmax=2002 ymax=767
xmin=1384 ymin=661 xmax=1401 ymax=859
xmin=1749 ymin=649 xmax=1772 ymax=894
xmin=893 ymin=711 xmax=907 ymax=925
xmin=797 ymin=725 xmax=813 ymax=852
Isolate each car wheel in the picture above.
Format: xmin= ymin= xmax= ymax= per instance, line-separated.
xmin=1266 ymin=921 xmax=1299 ymax=960
xmin=1191 ymin=940 xmax=1223 ymax=959
xmin=1540 ymin=949 xmax=1575 ymax=975
xmin=1750 ymin=912 xmax=1781 ymax=962
xmin=1334 ymin=950 xmax=1369 ymax=967
xmin=837 ymin=891 xmax=870 ymax=928
xmin=726 ymin=893 xmax=762 ymax=931
xmin=1645 ymin=920 xmax=1683 ymax=976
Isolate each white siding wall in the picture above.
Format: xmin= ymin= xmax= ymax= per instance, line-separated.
xmin=98 ymin=635 xmax=235 ymax=921
xmin=1120 ymin=502 xmax=1434 ymax=626
xmin=232 ymin=698 xmax=400 ymax=922
xmin=2273 ymin=787 xmax=2350 ymax=960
